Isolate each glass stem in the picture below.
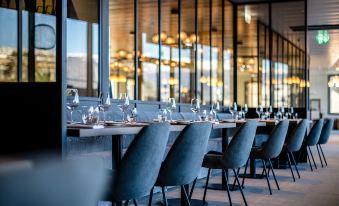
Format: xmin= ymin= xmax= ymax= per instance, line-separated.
xmin=70 ymin=111 xmax=73 ymax=123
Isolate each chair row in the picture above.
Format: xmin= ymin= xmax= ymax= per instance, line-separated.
xmin=103 ymin=118 xmax=334 ymax=206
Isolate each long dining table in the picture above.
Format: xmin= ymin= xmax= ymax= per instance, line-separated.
xmin=67 ymin=121 xmax=237 ymax=206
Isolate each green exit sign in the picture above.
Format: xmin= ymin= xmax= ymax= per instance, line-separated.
xmin=316 ymin=30 xmax=330 ymax=45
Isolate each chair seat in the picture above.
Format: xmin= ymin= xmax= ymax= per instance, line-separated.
xmin=202 ymin=151 xmax=224 ymax=169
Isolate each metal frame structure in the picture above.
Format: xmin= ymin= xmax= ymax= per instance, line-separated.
xmin=0 ymin=0 xmax=308 ymax=112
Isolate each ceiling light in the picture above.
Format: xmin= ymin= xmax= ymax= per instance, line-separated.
xmin=244 ymin=5 xmax=251 ymax=24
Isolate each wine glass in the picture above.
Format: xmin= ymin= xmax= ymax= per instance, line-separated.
xmin=66 ymin=88 xmax=80 ymax=124
xmin=190 ymin=99 xmax=201 ymax=121
xmin=117 ymin=93 xmax=130 ymax=122
xmin=166 ymin=98 xmax=176 ymax=122
xmin=280 ymin=107 xmax=285 ymax=119
xmin=289 ymin=107 xmax=294 ymax=119
xmin=266 ymin=105 xmax=273 ymax=119
xmin=98 ymin=92 xmax=111 ymax=123
xmin=211 ymin=101 xmax=220 ymax=122
xmin=228 ymin=105 xmax=234 ymax=120
xmin=243 ymin=104 xmax=248 ymax=119
xmin=256 ymin=106 xmax=263 ymax=119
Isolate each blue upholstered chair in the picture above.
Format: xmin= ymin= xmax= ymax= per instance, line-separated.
xmin=201 ymin=120 xmax=257 ymax=206
xmin=104 ymin=123 xmax=171 ymax=206
xmin=317 ymin=119 xmax=334 ymax=167
xmin=243 ymin=120 xmax=289 ymax=195
xmin=282 ymin=119 xmax=308 ymax=181
xmin=150 ymin=122 xmax=212 ymax=206
xmin=300 ymin=119 xmax=324 ymax=171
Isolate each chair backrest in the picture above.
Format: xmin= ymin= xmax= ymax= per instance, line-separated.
xmin=262 ymin=120 xmax=289 ymax=158
xmin=221 ymin=120 xmax=257 ymax=168
xmin=305 ymin=119 xmax=324 ymax=146
xmin=285 ymin=119 xmax=308 ymax=152
xmin=318 ymin=119 xmax=334 ymax=145
xmin=156 ymin=122 xmax=212 ymax=186
xmin=113 ymin=122 xmax=171 ymax=201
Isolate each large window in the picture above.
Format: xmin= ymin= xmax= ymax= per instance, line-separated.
xmin=0 ymin=0 xmax=57 ymax=83
xmin=109 ymin=0 xmax=135 ymax=99
xmin=67 ymin=0 xmax=99 ymax=97
xmin=0 ymin=5 xmax=17 ymax=82
xmin=108 ymin=0 xmax=234 ymax=106
xmin=328 ymin=75 xmax=339 ymax=114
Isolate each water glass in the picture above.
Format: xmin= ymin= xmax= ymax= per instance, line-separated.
xmin=166 ymin=98 xmax=176 ymax=122
xmin=66 ymin=88 xmax=80 ymax=123
xmin=242 ymin=104 xmax=248 ymax=119
xmin=199 ymin=110 xmax=208 ymax=121
xmin=117 ymin=93 xmax=130 ymax=122
xmin=191 ymin=99 xmax=201 ymax=121
xmin=158 ymin=109 xmax=167 ymax=122
xmin=211 ymin=101 xmax=220 ymax=121
xmin=98 ymin=92 xmax=111 ymax=122
xmin=127 ymin=107 xmax=138 ymax=123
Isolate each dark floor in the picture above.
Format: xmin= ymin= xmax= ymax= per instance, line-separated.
xmin=101 ymin=132 xmax=339 ymax=206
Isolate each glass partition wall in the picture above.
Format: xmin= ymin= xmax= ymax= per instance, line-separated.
xmin=108 ymin=0 xmax=234 ymax=107
xmin=0 ymin=0 xmax=57 ymax=82
xmin=0 ymin=0 xmax=308 ymax=112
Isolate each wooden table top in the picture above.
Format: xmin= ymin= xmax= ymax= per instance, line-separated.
xmin=67 ymin=122 xmax=237 ymax=137
xmin=67 ymin=118 xmax=308 ymax=138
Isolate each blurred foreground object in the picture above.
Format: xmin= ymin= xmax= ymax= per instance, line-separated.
xmin=0 ymin=158 xmax=107 ymax=206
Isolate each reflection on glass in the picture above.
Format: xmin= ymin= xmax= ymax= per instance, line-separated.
xmin=66 ymin=0 xmax=99 ymax=96
xmin=109 ymin=0 xmax=134 ymax=99
xmin=138 ymin=0 xmax=158 ymax=101
xmin=35 ymin=13 xmax=56 ymax=82
xmin=160 ymin=0 xmax=179 ymax=102
xmin=180 ymin=0 xmax=196 ymax=103
xmin=0 ymin=7 xmax=17 ymax=82
xmin=67 ymin=19 xmax=87 ymax=94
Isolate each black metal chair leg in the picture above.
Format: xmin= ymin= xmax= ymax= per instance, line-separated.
xmin=181 ymin=185 xmax=192 ymax=206
xmin=262 ymin=160 xmax=272 ymax=195
xmin=133 ymin=199 xmax=138 ymax=206
xmin=290 ymin=151 xmax=300 ymax=178
xmin=124 ymin=200 xmax=129 ymax=206
xmin=148 ymin=187 xmax=154 ymax=206
xmin=189 ymin=177 xmax=197 ymax=200
xmin=161 ymin=187 xmax=168 ymax=206
xmin=241 ymin=158 xmax=249 ymax=188
xmin=286 ymin=153 xmax=295 ymax=182
xmin=268 ymin=159 xmax=280 ymax=190
xmin=316 ymin=144 xmax=324 ymax=168
xmin=223 ymin=169 xmax=233 ymax=206
xmin=231 ymin=168 xmax=240 ymax=191
xmin=315 ymin=145 xmax=324 ymax=168
xmin=319 ymin=144 xmax=328 ymax=166
xmin=306 ymin=148 xmax=313 ymax=171
xmin=202 ymin=168 xmax=211 ymax=205
xmin=233 ymin=169 xmax=248 ymax=206
xmin=308 ymin=146 xmax=317 ymax=169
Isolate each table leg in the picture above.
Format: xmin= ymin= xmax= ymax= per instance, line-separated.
xmin=112 ymin=135 xmax=123 ymax=170
xmin=112 ymin=135 xmax=123 ymax=205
